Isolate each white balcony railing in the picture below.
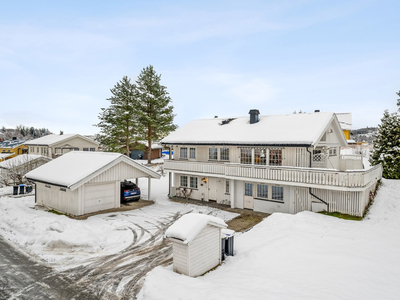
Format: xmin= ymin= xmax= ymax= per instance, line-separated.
xmin=164 ymin=159 xmax=382 ymax=188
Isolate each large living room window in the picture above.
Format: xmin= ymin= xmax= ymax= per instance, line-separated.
xmin=255 ymin=148 xmax=267 ymax=165
xmin=241 ymin=148 xmax=252 ymax=164
xmin=269 ymin=149 xmax=282 ymax=166
xmin=180 ymin=147 xmax=188 ymax=159
xmin=209 ymin=148 xmax=218 ymax=160
xmin=220 ymin=148 xmax=229 ymax=161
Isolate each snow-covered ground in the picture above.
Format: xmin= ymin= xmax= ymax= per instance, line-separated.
xmin=0 ymin=174 xmax=238 ymax=268
xmin=138 ymin=179 xmax=400 ymax=300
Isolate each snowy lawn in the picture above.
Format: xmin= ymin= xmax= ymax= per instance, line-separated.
xmin=0 ymin=175 xmax=238 ymax=268
xmin=138 ymin=179 xmax=400 ymax=300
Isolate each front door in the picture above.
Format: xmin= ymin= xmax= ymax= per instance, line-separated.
xmin=208 ymin=177 xmax=218 ymax=202
xmin=244 ymin=182 xmax=254 ymax=209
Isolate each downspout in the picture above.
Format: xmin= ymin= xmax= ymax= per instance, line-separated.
xmin=306 ymin=146 xmax=329 ymax=212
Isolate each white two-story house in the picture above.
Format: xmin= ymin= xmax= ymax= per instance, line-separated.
xmin=161 ymin=110 xmax=382 ymax=217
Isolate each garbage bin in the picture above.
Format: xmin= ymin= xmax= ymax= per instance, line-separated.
xmin=13 ymin=185 xmax=18 ymax=195
xmin=26 ymin=185 xmax=32 ymax=193
xmin=222 ymin=229 xmax=235 ymax=256
xmin=19 ymin=184 xmax=25 ymax=195
xmin=221 ymin=237 xmax=226 ymax=261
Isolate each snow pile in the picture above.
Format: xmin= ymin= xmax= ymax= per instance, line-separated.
xmin=138 ymin=179 xmax=400 ymax=300
xmin=165 ymin=213 xmax=227 ymax=244
xmin=0 ymin=175 xmax=238 ymax=267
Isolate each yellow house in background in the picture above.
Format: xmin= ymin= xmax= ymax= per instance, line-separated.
xmin=336 ymin=113 xmax=352 ymax=141
xmin=0 ymin=139 xmax=28 ymax=162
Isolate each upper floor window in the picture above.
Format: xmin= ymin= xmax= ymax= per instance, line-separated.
xmin=90 ymin=148 xmax=95 ymax=151
xmin=255 ymin=148 xmax=267 ymax=165
xmin=189 ymin=147 xmax=196 ymax=159
xmin=269 ymin=149 xmax=282 ymax=166
xmin=209 ymin=148 xmax=218 ymax=160
xmin=220 ymin=148 xmax=229 ymax=161
xmin=83 ymin=148 xmax=89 ymax=151
xmin=329 ymin=148 xmax=337 ymax=156
xmin=74 ymin=148 xmax=79 ymax=151
xmin=241 ymin=148 xmax=252 ymax=164
xmin=180 ymin=147 xmax=188 ymax=159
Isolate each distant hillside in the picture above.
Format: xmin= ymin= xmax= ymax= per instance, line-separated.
xmin=0 ymin=125 xmax=52 ymax=141
xmin=351 ymin=127 xmax=378 ymax=144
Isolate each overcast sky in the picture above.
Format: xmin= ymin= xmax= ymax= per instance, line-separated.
xmin=1 ymin=0 xmax=399 ymax=135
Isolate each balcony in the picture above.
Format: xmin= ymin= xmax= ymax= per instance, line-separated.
xmin=164 ymin=159 xmax=382 ymax=189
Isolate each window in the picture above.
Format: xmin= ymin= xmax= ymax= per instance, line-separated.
xmin=245 ymin=183 xmax=253 ymax=196
xmin=41 ymin=147 xmax=43 ymax=155
xmin=190 ymin=177 xmax=198 ymax=189
xmin=220 ymin=148 xmax=229 ymax=161
xmin=90 ymin=148 xmax=95 ymax=151
xmin=37 ymin=147 xmax=39 ymax=152
xmin=329 ymin=148 xmax=337 ymax=156
xmin=83 ymin=148 xmax=89 ymax=151
xmin=189 ymin=147 xmax=196 ymax=159
xmin=255 ymin=148 xmax=267 ymax=165
xmin=257 ymin=184 xmax=268 ymax=199
xmin=74 ymin=148 xmax=79 ymax=151
xmin=60 ymin=188 xmax=66 ymax=192
xmin=180 ymin=175 xmax=188 ymax=187
xmin=45 ymin=184 xmax=51 ymax=188
xmin=226 ymin=180 xmax=230 ymax=194
xmin=209 ymin=147 xmax=218 ymax=160
xmin=269 ymin=149 xmax=282 ymax=166
xmin=241 ymin=148 xmax=252 ymax=164
xmin=180 ymin=147 xmax=188 ymax=159
xmin=272 ymin=186 xmax=284 ymax=201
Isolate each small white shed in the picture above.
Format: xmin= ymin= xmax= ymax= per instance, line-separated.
xmin=25 ymin=151 xmax=161 ymax=216
xmin=165 ymin=213 xmax=227 ymax=277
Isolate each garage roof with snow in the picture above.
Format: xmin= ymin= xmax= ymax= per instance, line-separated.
xmin=25 ymin=151 xmax=161 ymax=190
xmin=25 ymin=134 xmax=98 ymax=146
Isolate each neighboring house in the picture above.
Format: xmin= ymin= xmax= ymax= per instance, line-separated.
xmin=25 ymin=134 xmax=100 ymax=158
xmin=0 ymin=154 xmax=51 ymax=185
xmin=161 ymin=110 xmax=382 ymax=217
xmin=130 ymin=141 xmax=163 ymax=160
xmin=0 ymin=138 xmax=28 ymax=162
xmin=25 ymin=151 xmax=161 ymax=216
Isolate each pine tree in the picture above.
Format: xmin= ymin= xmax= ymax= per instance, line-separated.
xmin=95 ymin=76 xmax=138 ymax=155
xmin=370 ymin=90 xmax=400 ymax=178
xmin=135 ymin=65 xmax=177 ymax=163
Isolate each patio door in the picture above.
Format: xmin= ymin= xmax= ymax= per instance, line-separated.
xmin=244 ymin=182 xmax=254 ymax=210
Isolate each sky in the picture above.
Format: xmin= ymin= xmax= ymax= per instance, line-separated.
xmin=1 ymin=0 xmax=400 ymax=135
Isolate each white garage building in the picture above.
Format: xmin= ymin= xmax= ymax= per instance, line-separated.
xmin=25 ymin=151 xmax=161 ymax=216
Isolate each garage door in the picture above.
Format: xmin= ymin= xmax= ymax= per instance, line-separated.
xmin=84 ymin=183 xmax=116 ymax=214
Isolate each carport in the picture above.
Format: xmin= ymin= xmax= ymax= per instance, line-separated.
xmin=25 ymin=151 xmax=161 ymax=216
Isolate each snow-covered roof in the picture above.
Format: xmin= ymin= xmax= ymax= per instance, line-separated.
xmin=0 ymin=139 xmax=27 ymax=148
xmin=336 ymin=113 xmax=352 ymax=131
xmin=24 ymin=134 xmax=99 ymax=146
xmin=162 ymin=112 xmax=338 ymax=146
xmin=0 ymin=153 xmax=13 ymax=160
xmin=0 ymin=154 xmax=50 ymax=169
xmin=165 ymin=213 xmax=227 ymax=244
xmin=25 ymin=151 xmax=161 ymax=190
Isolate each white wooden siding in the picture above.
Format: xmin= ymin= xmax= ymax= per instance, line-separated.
xmin=36 ymin=182 xmax=80 ymax=215
xmin=172 ymin=242 xmax=189 ymax=275
xmin=87 ymin=161 xmax=149 ymax=184
xmin=189 ymin=225 xmax=221 ymax=277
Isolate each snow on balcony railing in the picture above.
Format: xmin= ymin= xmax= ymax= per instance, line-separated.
xmin=164 ymin=159 xmax=382 ymax=188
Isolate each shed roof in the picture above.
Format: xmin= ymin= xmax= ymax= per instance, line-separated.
xmin=0 ymin=154 xmax=50 ymax=169
xmin=161 ymin=112 xmax=342 ymax=146
xmin=165 ymin=213 xmax=227 ymax=244
xmin=24 ymin=134 xmax=99 ymax=146
xmin=25 ymin=151 xmax=161 ymax=190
